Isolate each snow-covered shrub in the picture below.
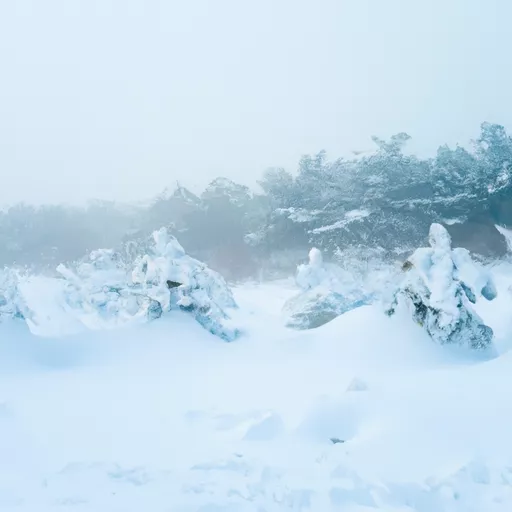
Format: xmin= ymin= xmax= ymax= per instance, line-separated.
xmin=57 ymin=249 xmax=162 ymax=330
xmin=132 ymin=228 xmax=240 ymax=341
xmin=0 ymin=269 xmax=31 ymax=322
xmin=57 ymin=229 xmax=240 ymax=340
xmin=385 ymin=223 xmax=495 ymax=349
xmin=283 ymin=248 xmax=370 ymax=330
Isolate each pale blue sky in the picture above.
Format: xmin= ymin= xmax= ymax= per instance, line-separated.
xmin=0 ymin=0 xmax=510 ymax=205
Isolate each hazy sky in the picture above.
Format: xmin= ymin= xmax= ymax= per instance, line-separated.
xmin=0 ymin=0 xmax=510 ymax=206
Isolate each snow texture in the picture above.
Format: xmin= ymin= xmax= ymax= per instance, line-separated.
xmin=1 ymin=277 xmax=512 ymax=511
xmin=386 ymin=223 xmax=496 ymax=349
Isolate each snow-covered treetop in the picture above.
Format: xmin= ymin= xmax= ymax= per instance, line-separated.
xmin=408 ymin=223 xmax=496 ymax=304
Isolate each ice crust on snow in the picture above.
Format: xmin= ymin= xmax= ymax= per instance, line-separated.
xmin=387 ymin=223 xmax=496 ymax=349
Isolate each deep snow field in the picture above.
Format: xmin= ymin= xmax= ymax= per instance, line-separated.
xmin=2 ymin=267 xmax=512 ymax=511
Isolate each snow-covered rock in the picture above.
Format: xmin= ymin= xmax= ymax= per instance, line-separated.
xmin=386 ymin=223 xmax=495 ymax=349
xmin=283 ymin=248 xmax=370 ymax=330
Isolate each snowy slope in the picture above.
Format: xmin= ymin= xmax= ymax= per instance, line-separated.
xmin=1 ymin=278 xmax=512 ymax=511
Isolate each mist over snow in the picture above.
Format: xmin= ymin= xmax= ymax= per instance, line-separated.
xmin=2 ymin=1 xmax=512 ymax=510
xmin=1 ymin=0 xmax=512 ymax=205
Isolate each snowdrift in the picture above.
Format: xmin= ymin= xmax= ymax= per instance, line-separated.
xmin=0 ymin=282 xmax=510 ymax=511
xmin=1 ymin=223 xmax=512 ymax=510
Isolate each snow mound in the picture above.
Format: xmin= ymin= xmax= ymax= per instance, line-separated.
xmin=386 ymin=223 xmax=496 ymax=349
xmin=283 ymin=248 xmax=370 ymax=329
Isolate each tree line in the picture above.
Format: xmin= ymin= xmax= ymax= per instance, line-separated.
xmin=2 ymin=122 xmax=512 ymax=280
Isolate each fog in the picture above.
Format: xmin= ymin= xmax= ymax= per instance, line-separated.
xmin=0 ymin=0 xmax=510 ymax=206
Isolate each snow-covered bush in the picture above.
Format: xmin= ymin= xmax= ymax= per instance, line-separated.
xmin=0 ymin=269 xmax=31 ymax=322
xmin=57 ymin=229 xmax=239 ymax=340
xmin=385 ymin=223 xmax=495 ymax=349
xmin=283 ymin=248 xmax=370 ymax=330
xmin=131 ymin=228 xmax=240 ymax=341
xmin=57 ymin=248 xmax=162 ymax=330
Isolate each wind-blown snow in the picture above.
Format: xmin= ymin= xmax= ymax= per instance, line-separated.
xmin=1 ymin=263 xmax=512 ymax=510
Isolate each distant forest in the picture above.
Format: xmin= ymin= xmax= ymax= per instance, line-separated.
xmin=2 ymin=122 xmax=512 ymax=280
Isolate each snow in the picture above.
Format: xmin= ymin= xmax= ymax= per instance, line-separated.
xmin=283 ymin=247 xmax=371 ymax=329
xmin=309 ymin=209 xmax=371 ymax=234
xmin=387 ymin=224 xmax=495 ymax=349
xmin=275 ymin=207 xmax=322 ymax=223
xmin=496 ymin=224 xmax=512 ymax=253
xmin=53 ymin=229 xmax=240 ymax=341
xmin=2 ymin=263 xmax=512 ymax=510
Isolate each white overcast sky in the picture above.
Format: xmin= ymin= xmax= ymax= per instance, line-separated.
xmin=0 ymin=0 xmax=510 ymax=206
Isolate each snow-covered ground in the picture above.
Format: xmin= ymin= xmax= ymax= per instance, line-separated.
xmin=2 ymin=272 xmax=512 ymax=511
